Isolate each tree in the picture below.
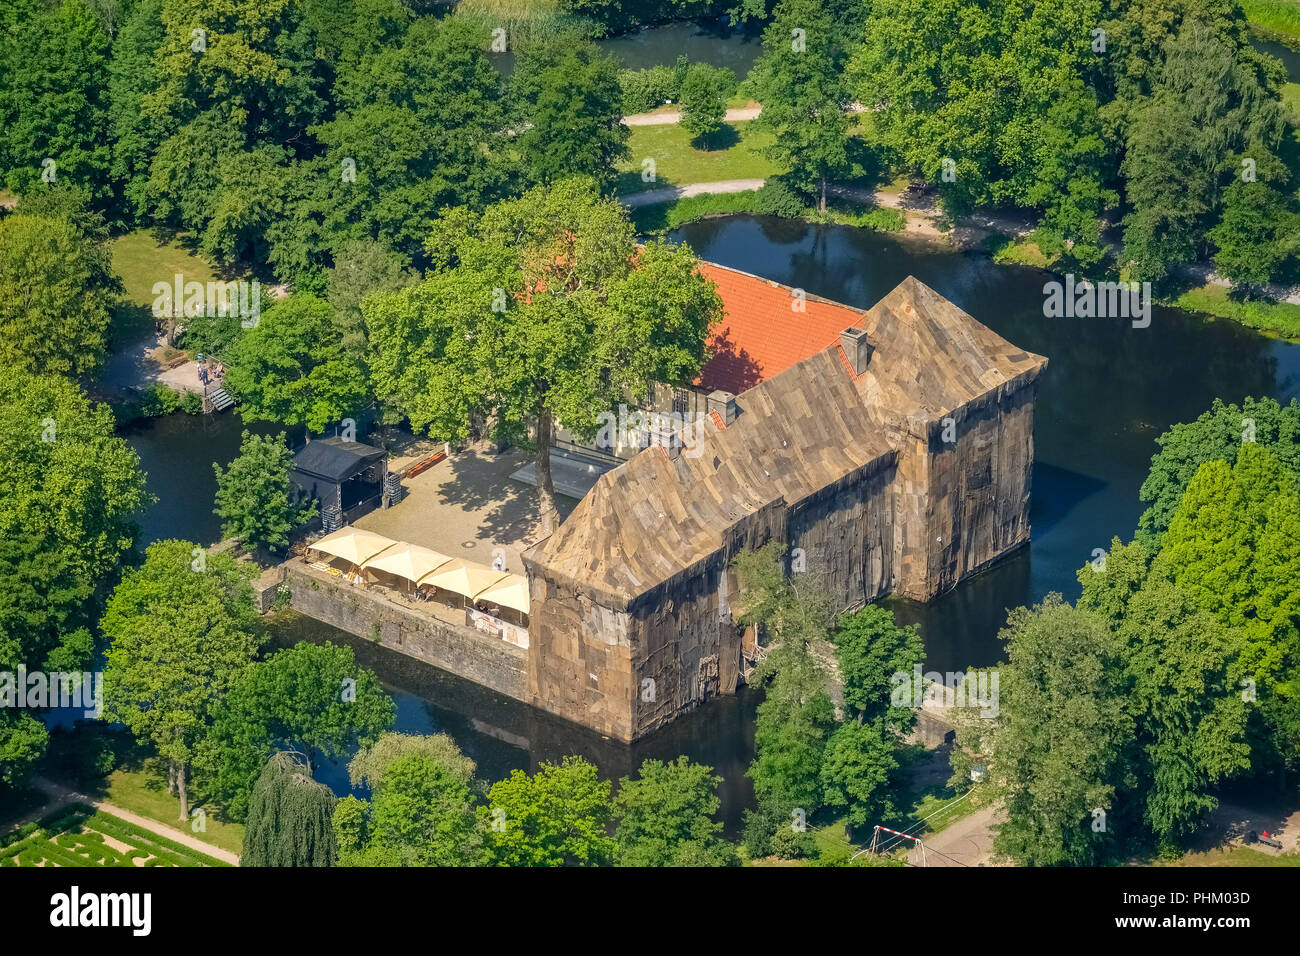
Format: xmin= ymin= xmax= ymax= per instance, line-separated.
xmin=678 ymin=64 xmax=736 ymax=149
xmin=850 ymin=0 xmax=1109 ymax=241
xmin=819 ymin=719 xmax=898 ymax=830
xmin=334 ymin=738 xmax=481 ymax=866
xmin=241 ymin=751 xmax=338 ymax=867
xmin=1120 ymin=21 xmax=1288 ymax=281
xmin=0 ymin=371 xmax=148 ymax=785
xmin=817 ymin=605 xmax=923 ymax=832
xmin=0 ymin=211 xmax=117 ymax=377
xmin=480 ymin=756 xmax=615 ymax=866
xmin=213 ymin=431 xmax=315 ymax=557
xmin=614 ymin=757 xmax=738 ymax=867
xmin=0 ymin=0 xmax=114 ymax=209
xmin=1157 ymin=443 xmax=1300 ymax=681
xmin=731 ymin=544 xmax=837 ymax=851
xmin=140 ymin=0 xmax=325 ymax=256
xmin=751 ymin=0 xmax=858 ymax=211
xmin=1136 ymin=396 xmax=1300 ymax=548
xmin=326 ymin=239 xmax=415 ymax=360
xmin=299 ymin=15 xmax=509 ymax=266
xmin=107 ymin=0 xmax=165 ymax=224
xmin=101 ymin=539 xmax=263 ymax=821
xmin=224 ymin=295 xmax=370 ymax=432
xmin=511 ymin=35 xmax=629 ymax=192
xmin=366 ymin=178 xmax=722 ymax=532
xmin=832 ymin=604 xmax=924 ymax=731
xmin=201 ymin=641 xmax=395 ymax=819
xmin=1115 ymin=575 xmax=1251 ymax=844
xmin=1210 ymin=175 xmax=1298 ymax=291
xmin=974 ymin=596 xmax=1133 ymax=866
xmin=345 ymin=731 xmax=477 ymax=793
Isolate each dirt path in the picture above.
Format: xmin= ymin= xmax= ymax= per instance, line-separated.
xmin=622 ymin=106 xmax=762 ymax=126
xmin=619 ymin=178 xmax=767 ymax=208
xmin=27 ymin=777 xmax=240 ymax=866
xmin=908 ymin=803 xmax=1005 ymax=867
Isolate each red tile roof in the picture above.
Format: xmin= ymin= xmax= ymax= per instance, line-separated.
xmin=696 ymin=261 xmax=867 ymax=395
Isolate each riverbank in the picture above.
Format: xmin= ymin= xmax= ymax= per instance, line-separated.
xmin=629 ymin=184 xmax=1300 ymax=341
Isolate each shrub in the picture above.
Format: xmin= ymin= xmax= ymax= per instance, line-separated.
xmin=620 ymin=65 xmax=679 ymax=114
xmin=755 ymin=180 xmax=807 ymax=218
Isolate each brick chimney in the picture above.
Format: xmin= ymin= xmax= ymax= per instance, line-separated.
xmin=841 ymin=327 xmax=872 ymax=375
xmin=707 ymin=389 xmax=738 ymax=425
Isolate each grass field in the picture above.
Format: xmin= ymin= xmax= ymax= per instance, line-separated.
xmin=1244 ymin=0 xmax=1300 ymax=41
xmin=1162 ymin=844 xmax=1300 ymax=867
xmin=1 ymin=804 xmax=229 ymax=867
xmin=108 ymin=229 xmax=245 ymax=346
xmin=616 ymin=121 xmax=779 ymax=196
xmin=99 ymin=768 xmax=245 ymax=855
xmin=1173 ymin=283 xmax=1300 ymax=340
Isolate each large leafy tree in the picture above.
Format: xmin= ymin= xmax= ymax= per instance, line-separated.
xmin=1119 ymin=20 xmax=1288 ymax=281
xmin=974 ymin=596 xmax=1133 ymax=866
xmin=678 ymin=64 xmax=736 ymax=150
xmin=1115 ymin=575 xmax=1250 ymax=843
xmin=334 ymin=737 xmax=481 ymax=866
xmin=101 ymin=539 xmax=263 ymax=821
xmin=480 ymin=756 xmax=615 ymax=866
xmin=225 ymin=295 xmax=370 ymax=432
xmin=0 ymin=0 xmax=114 ymax=208
xmin=1136 ymin=396 xmax=1300 ymax=549
xmin=0 ymin=211 xmax=118 ymax=378
xmin=241 ymin=751 xmax=338 ymax=867
xmin=819 ymin=605 xmax=924 ymax=831
xmin=850 ymin=0 xmax=1109 ymax=251
xmin=213 ymin=431 xmax=315 ymax=557
xmin=614 ymin=757 xmax=738 ymax=867
xmin=299 ymin=15 xmax=509 ymax=266
xmin=1155 ymin=444 xmax=1300 ymax=769
xmin=751 ymin=0 xmax=860 ymax=211
xmin=107 ymin=0 xmax=166 ymax=224
xmin=326 ymin=239 xmax=415 ymax=361
xmin=510 ymin=35 xmax=628 ymax=192
xmin=201 ymin=641 xmax=395 ymax=819
xmin=731 ymin=544 xmax=836 ymax=851
xmin=141 ymin=0 xmax=325 ymax=258
xmin=366 ymin=178 xmax=722 ymax=532
xmin=0 ymin=371 xmax=148 ymax=695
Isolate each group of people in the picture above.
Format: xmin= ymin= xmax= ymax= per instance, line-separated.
xmin=196 ymin=354 xmax=225 ymax=387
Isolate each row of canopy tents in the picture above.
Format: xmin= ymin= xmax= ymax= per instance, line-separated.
xmin=305 ymin=526 xmax=529 ymax=620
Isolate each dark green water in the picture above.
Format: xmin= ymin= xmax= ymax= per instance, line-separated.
xmin=489 ymin=17 xmax=762 ymax=77
xmin=121 ymin=216 xmax=1300 ymax=826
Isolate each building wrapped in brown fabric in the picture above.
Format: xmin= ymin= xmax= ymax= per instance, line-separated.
xmin=523 ymin=269 xmax=1047 ymax=742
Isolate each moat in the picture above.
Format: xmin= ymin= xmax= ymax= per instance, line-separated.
xmin=122 ymin=215 xmax=1300 ymax=828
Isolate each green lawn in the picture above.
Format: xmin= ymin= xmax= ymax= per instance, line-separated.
xmin=108 ymin=229 xmax=243 ymax=346
xmin=1173 ymin=283 xmax=1300 ymax=340
xmin=1244 ymin=0 xmax=1300 ymax=41
xmin=100 ymin=767 xmax=245 ymax=856
xmin=1162 ymin=844 xmax=1300 ymax=867
xmin=615 ymin=120 xmax=780 ymax=196
xmin=1 ymin=804 xmax=229 ymax=867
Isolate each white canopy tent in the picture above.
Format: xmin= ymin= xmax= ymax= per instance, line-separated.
xmin=360 ymin=543 xmax=453 ymax=585
xmin=308 ymin=527 xmax=397 ymax=567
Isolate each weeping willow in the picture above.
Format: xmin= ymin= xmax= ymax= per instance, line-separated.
xmin=241 ymin=752 xmax=338 ymax=867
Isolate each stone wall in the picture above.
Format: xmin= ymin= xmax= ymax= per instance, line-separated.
xmin=282 ymin=564 xmax=527 ymax=702
xmin=921 ymin=382 xmax=1037 ymax=598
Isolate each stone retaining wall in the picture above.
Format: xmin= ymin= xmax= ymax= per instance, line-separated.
xmin=279 ymin=563 xmax=527 ymax=702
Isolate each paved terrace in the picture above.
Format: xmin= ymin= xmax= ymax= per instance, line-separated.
xmin=352 ymin=442 xmax=579 ymax=573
